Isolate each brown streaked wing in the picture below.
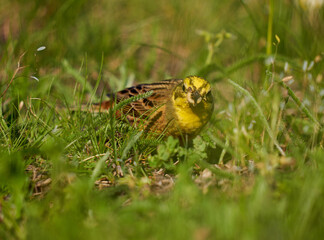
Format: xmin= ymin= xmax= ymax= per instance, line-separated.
xmin=115 ymin=79 xmax=182 ymax=118
xmin=95 ymin=79 xmax=182 ymax=124
xmin=116 ymin=79 xmax=182 ymax=100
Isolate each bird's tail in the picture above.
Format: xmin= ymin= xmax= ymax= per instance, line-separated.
xmin=66 ymin=100 xmax=114 ymax=113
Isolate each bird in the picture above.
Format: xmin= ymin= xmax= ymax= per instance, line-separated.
xmin=92 ymin=76 xmax=214 ymax=138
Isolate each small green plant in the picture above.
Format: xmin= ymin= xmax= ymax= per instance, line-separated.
xmin=148 ymin=136 xmax=179 ymax=171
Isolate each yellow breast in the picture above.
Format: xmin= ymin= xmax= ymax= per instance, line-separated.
xmin=170 ymin=97 xmax=212 ymax=136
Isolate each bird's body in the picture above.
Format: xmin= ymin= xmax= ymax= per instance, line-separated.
xmin=95 ymin=76 xmax=214 ymax=138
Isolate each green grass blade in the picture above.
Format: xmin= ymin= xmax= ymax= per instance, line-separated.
xmin=89 ymin=151 xmax=110 ymax=188
xmin=227 ymin=79 xmax=285 ymax=156
xmin=280 ymin=80 xmax=322 ymax=129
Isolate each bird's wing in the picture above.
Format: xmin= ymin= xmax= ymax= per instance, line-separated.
xmin=98 ymin=79 xmax=182 ymax=120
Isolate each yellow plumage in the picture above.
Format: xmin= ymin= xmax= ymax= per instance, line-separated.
xmin=96 ymin=76 xmax=214 ymax=138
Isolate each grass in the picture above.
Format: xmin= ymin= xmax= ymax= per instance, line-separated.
xmin=1 ymin=0 xmax=324 ymax=239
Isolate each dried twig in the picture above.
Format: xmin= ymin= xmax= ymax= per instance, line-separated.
xmin=80 ymin=153 xmax=107 ymax=162
xmin=0 ymin=52 xmax=27 ymax=99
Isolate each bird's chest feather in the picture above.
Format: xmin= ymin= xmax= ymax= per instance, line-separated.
xmin=171 ymin=97 xmax=211 ymax=135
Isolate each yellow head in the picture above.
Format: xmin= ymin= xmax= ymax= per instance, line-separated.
xmin=181 ymin=76 xmax=212 ymax=107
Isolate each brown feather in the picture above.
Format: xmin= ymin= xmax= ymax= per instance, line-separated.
xmin=95 ymin=79 xmax=182 ymax=134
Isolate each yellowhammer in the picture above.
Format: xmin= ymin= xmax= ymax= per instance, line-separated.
xmin=94 ymin=76 xmax=214 ymax=138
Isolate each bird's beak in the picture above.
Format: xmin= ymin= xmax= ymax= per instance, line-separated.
xmin=188 ymin=91 xmax=202 ymax=106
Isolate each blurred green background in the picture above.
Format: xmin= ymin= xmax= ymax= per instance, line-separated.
xmin=1 ymin=0 xmax=324 ymax=239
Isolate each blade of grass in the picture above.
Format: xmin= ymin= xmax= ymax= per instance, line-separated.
xmin=207 ymin=131 xmax=239 ymax=160
xmin=227 ymin=79 xmax=286 ymax=156
xmin=89 ymin=151 xmax=110 ymax=188
xmin=196 ymin=158 xmax=235 ymax=180
xmin=88 ymin=52 xmax=104 ymax=105
xmin=280 ymin=79 xmax=321 ymax=129
xmin=121 ymin=131 xmax=143 ymax=160
xmin=62 ymin=59 xmax=93 ymax=93
xmin=266 ymin=0 xmax=274 ymax=56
